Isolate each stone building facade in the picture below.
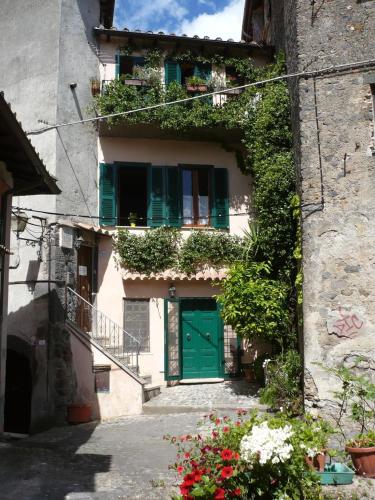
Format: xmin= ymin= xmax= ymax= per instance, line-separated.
xmin=243 ymin=0 xmax=375 ymax=411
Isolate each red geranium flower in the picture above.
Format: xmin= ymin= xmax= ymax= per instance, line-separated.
xmin=212 ymin=431 xmax=219 ymax=438
xmin=214 ymin=488 xmax=226 ymax=499
xmin=184 ymin=452 xmax=190 ymax=459
xmin=194 ymin=472 xmax=202 ymax=482
xmin=221 ymin=449 xmax=234 ymax=461
xmin=221 ymin=466 xmax=234 ymax=479
xmin=215 ymin=418 xmax=221 ymax=425
xmin=183 ymin=473 xmax=195 ymax=486
xmin=180 ymin=485 xmax=190 ymax=495
xmin=177 ymin=465 xmax=184 ymax=475
xmin=223 ymin=426 xmax=230 ymax=433
xmin=234 ymin=487 xmax=241 ymax=496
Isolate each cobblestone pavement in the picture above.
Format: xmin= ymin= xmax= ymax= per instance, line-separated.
xmin=144 ymin=380 xmax=266 ymax=413
xmin=0 ymin=412 xmax=209 ymax=500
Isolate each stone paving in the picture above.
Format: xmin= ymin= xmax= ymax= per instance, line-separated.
xmin=0 ymin=379 xmax=374 ymax=499
xmin=144 ymin=380 xmax=265 ymax=413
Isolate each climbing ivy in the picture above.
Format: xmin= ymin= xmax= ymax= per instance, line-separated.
xmin=101 ymin=51 xmax=299 ymax=348
xmin=114 ymin=228 xmax=244 ymax=276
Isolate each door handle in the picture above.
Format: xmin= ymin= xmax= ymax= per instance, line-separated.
xmin=186 ymin=334 xmax=191 ymax=341
xmin=206 ymin=333 xmax=210 ymax=340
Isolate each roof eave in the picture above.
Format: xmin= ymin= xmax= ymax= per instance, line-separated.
xmin=93 ymin=27 xmax=273 ymax=57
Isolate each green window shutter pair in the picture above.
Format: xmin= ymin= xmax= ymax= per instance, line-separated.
xmin=99 ymin=164 xmax=228 ymax=229
xmin=148 ymin=166 xmax=181 ymax=227
xmin=164 ymin=61 xmax=212 ymax=86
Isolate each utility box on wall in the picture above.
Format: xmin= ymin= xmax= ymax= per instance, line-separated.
xmin=93 ymin=365 xmax=111 ymax=393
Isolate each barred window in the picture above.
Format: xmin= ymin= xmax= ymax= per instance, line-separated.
xmin=123 ymin=299 xmax=150 ymax=352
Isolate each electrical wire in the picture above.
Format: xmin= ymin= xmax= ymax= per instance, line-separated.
xmin=26 ymin=57 xmax=375 ymax=136
xmin=12 ymin=204 xmax=256 ymax=222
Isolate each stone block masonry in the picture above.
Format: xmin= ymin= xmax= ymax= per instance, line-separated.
xmin=281 ymin=0 xmax=375 ymax=410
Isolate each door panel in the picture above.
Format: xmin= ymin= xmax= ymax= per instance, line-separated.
xmin=181 ymin=299 xmax=221 ymax=379
xmin=77 ymin=245 xmax=93 ymax=333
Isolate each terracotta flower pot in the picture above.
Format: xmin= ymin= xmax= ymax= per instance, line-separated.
xmin=67 ymin=404 xmax=92 ymax=424
xmin=345 ymin=445 xmax=375 ymax=478
xmin=305 ymin=449 xmax=327 ymax=472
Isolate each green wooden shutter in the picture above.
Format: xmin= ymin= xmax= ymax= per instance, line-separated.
xmin=148 ymin=166 xmax=166 ymax=227
xmin=115 ymin=51 xmax=120 ymax=79
xmin=100 ymin=163 xmax=117 ymax=226
xmin=212 ymin=168 xmax=229 ymax=229
xmin=166 ymin=167 xmax=181 ymax=227
xmin=165 ymin=60 xmax=181 ymax=86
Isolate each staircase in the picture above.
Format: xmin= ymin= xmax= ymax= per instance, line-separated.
xmin=65 ymin=286 xmax=142 ymax=379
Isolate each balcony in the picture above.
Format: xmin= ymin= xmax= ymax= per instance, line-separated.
xmin=96 ymin=78 xmax=245 ymax=145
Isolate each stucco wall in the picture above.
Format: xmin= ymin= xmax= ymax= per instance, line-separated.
xmin=99 ymin=137 xmax=251 ymax=236
xmin=71 ymin=332 xmax=143 ymax=420
xmin=97 ymin=235 xmax=222 ymax=386
xmin=0 ymin=0 xmax=103 ymax=432
xmin=282 ymin=0 xmax=375 ymax=410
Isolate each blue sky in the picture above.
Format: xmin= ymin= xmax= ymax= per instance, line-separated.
xmin=114 ymin=0 xmax=245 ymax=41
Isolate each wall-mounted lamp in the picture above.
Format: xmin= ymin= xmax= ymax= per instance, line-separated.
xmin=168 ymin=282 xmax=176 ymax=299
xmin=74 ymin=235 xmax=84 ymax=250
xmin=11 ymin=211 xmax=29 ymax=235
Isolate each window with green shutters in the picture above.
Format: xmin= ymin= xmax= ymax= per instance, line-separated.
xmin=99 ymin=163 xmax=229 ymax=229
xmin=164 ymin=61 xmax=212 ymax=87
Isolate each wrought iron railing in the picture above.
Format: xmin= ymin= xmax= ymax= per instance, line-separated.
xmin=65 ymin=286 xmax=140 ymax=375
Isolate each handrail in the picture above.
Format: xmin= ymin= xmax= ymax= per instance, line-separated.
xmin=66 ymin=286 xmax=141 ymax=346
xmin=65 ymin=286 xmax=141 ymax=376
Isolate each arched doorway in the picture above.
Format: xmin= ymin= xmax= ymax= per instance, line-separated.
xmin=4 ymin=349 xmax=32 ymax=434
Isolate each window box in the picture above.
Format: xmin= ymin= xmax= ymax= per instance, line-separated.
xmin=123 ymin=78 xmax=149 ymax=87
xmin=186 ymin=84 xmax=208 ymax=93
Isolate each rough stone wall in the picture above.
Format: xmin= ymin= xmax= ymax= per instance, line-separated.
xmin=282 ymin=0 xmax=375 ymax=412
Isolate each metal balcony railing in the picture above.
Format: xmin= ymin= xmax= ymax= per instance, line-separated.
xmin=65 ymin=286 xmax=141 ymax=375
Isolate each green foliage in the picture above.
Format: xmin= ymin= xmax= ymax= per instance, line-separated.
xmin=178 ymin=231 xmax=244 ymax=275
xmin=217 ymin=262 xmax=290 ymax=346
xmin=322 ymin=360 xmax=375 ymax=444
xmin=166 ymin=410 xmax=330 ymax=500
xmin=259 ymin=350 xmax=303 ymax=414
xmin=114 ymin=227 xmax=180 ymax=275
xmin=114 ymin=228 xmax=244 ymax=276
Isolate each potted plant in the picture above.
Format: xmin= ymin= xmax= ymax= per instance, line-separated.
xmin=325 ymin=361 xmax=375 ymax=477
xmin=120 ymin=67 xmax=148 ymax=87
xmin=186 ymin=76 xmax=208 ymax=92
xmin=90 ymin=78 xmax=101 ymax=96
xmin=128 ymin=212 xmax=138 ymax=227
xmin=297 ymin=415 xmax=334 ymax=472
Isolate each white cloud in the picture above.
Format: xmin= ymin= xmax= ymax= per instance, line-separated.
xmin=178 ymin=0 xmax=245 ymax=41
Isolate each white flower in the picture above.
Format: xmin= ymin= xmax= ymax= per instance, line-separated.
xmin=300 ymin=443 xmax=306 ymax=450
xmin=262 ymin=359 xmax=271 ymax=368
xmin=240 ymin=421 xmax=294 ymax=465
xmin=306 ymin=447 xmax=318 ymax=458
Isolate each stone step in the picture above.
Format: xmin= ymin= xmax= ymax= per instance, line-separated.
xmin=143 ymin=385 xmax=161 ymax=402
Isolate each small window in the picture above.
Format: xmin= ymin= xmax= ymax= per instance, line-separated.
xmin=118 ymin=55 xmax=145 ymax=78
xmin=118 ymin=166 xmax=148 ymax=226
xmin=182 ymin=167 xmax=210 ymax=226
xmin=123 ymin=299 xmax=150 ymax=352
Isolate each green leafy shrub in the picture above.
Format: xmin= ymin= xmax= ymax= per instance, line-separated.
xmin=114 ymin=228 xmax=243 ymax=276
xmin=217 ymin=262 xmax=290 ymax=345
xmin=259 ymin=350 xmax=303 ymax=414
xmin=178 ymin=231 xmax=244 ymax=275
xmin=113 ymin=228 xmax=180 ymax=275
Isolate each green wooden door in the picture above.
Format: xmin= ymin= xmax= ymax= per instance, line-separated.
xmin=181 ymin=299 xmax=221 ymax=379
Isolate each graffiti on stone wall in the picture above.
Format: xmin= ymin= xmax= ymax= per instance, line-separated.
xmin=329 ymin=306 xmax=364 ymax=339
